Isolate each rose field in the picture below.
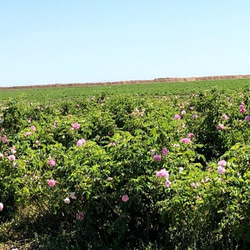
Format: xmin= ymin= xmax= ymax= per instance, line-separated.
xmin=1 ymin=80 xmax=250 ymax=249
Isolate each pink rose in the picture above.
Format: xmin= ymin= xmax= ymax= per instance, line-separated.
xmin=150 ymin=149 xmax=156 ymax=156
xmin=165 ymin=179 xmax=172 ymax=187
xmin=191 ymin=182 xmax=199 ymax=188
xmin=180 ymin=138 xmax=191 ymax=144
xmin=188 ymin=133 xmax=195 ymax=139
xmin=109 ymin=142 xmax=116 ymax=146
xmin=174 ymin=114 xmax=180 ymax=120
xmin=76 ymin=139 xmax=86 ymax=146
xmin=122 ymin=194 xmax=129 ymax=202
xmin=72 ymin=123 xmax=80 ymax=130
xmin=64 ymin=198 xmax=70 ymax=204
xmin=1 ymin=135 xmax=8 ymax=143
xmin=217 ymin=124 xmax=224 ymax=130
xmin=11 ymin=146 xmax=16 ymax=154
xmin=222 ymin=114 xmax=229 ymax=120
xmin=218 ymin=160 xmax=226 ymax=167
xmin=0 ymin=202 xmax=3 ymax=211
xmin=180 ymin=110 xmax=186 ymax=116
xmin=218 ymin=166 xmax=226 ymax=174
xmin=240 ymin=108 xmax=246 ymax=114
xmin=48 ymin=159 xmax=56 ymax=167
xmin=8 ymin=155 xmax=15 ymax=161
xmin=47 ymin=179 xmax=56 ymax=187
xmin=179 ymin=167 xmax=184 ymax=173
xmin=153 ymin=154 xmax=162 ymax=161
xmin=35 ymin=140 xmax=41 ymax=146
xmin=31 ymin=125 xmax=36 ymax=131
xmin=156 ymin=168 xmax=169 ymax=178
xmin=239 ymin=104 xmax=245 ymax=109
xmin=69 ymin=192 xmax=77 ymax=199
xmin=161 ymin=148 xmax=169 ymax=155
xmin=76 ymin=212 xmax=84 ymax=221
xmin=245 ymin=116 xmax=250 ymax=122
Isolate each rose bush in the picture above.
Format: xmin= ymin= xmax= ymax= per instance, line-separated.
xmin=0 ymin=88 xmax=250 ymax=248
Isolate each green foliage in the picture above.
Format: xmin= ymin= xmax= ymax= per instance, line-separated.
xmin=1 ymin=78 xmax=250 ymax=103
xmin=0 ymin=87 xmax=250 ymax=249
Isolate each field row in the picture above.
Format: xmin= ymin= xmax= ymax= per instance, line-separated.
xmin=1 ymin=78 xmax=250 ymax=102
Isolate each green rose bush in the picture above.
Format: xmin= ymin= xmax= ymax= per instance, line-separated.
xmin=1 ymin=88 xmax=250 ymax=248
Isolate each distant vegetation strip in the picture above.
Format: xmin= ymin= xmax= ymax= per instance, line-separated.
xmin=1 ymin=74 xmax=250 ymax=90
xmin=0 ymin=77 xmax=250 ymax=103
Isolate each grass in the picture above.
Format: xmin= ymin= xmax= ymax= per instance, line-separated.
xmin=1 ymin=78 xmax=250 ymax=102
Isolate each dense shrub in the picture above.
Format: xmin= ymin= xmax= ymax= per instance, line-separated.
xmin=1 ymin=89 xmax=250 ymax=249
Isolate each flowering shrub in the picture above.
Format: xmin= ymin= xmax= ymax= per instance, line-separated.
xmin=1 ymin=88 xmax=250 ymax=248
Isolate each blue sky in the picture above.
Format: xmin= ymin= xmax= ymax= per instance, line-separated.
xmin=0 ymin=0 xmax=249 ymax=87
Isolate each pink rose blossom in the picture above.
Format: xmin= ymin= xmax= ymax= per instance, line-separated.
xmin=245 ymin=115 xmax=250 ymax=122
xmin=52 ymin=121 xmax=58 ymax=128
xmin=109 ymin=142 xmax=116 ymax=146
xmin=153 ymin=154 xmax=162 ymax=161
xmin=48 ymin=159 xmax=56 ymax=167
xmin=192 ymin=114 xmax=197 ymax=119
xmin=11 ymin=146 xmax=16 ymax=154
xmin=72 ymin=123 xmax=80 ymax=130
xmin=180 ymin=110 xmax=186 ymax=116
xmin=165 ymin=179 xmax=172 ymax=187
xmin=150 ymin=149 xmax=156 ymax=156
xmin=188 ymin=133 xmax=195 ymax=139
xmin=181 ymin=138 xmax=191 ymax=144
xmin=161 ymin=148 xmax=169 ymax=155
xmin=222 ymin=114 xmax=229 ymax=120
xmin=1 ymin=135 xmax=8 ymax=143
xmin=35 ymin=140 xmax=41 ymax=146
xmin=239 ymin=104 xmax=245 ymax=109
xmin=156 ymin=168 xmax=169 ymax=178
xmin=179 ymin=167 xmax=184 ymax=173
xmin=218 ymin=166 xmax=226 ymax=174
xmin=76 ymin=139 xmax=86 ymax=146
xmin=122 ymin=194 xmax=129 ymax=202
xmin=240 ymin=108 xmax=246 ymax=114
xmin=0 ymin=202 xmax=3 ymax=211
xmin=31 ymin=125 xmax=36 ymax=131
xmin=47 ymin=179 xmax=56 ymax=187
xmin=8 ymin=155 xmax=15 ymax=161
xmin=174 ymin=114 xmax=180 ymax=120
xmin=70 ymin=192 xmax=77 ymax=199
xmin=64 ymin=198 xmax=70 ymax=204
xmin=25 ymin=132 xmax=32 ymax=136
xmin=218 ymin=160 xmax=227 ymax=167
xmin=191 ymin=182 xmax=199 ymax=188
xmin=76 ymin=212 xmax=84 ymax=221
xmin=217 ymin=124 xmax=224 ymax=130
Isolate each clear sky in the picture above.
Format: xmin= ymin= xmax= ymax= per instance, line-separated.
xmin=0 ymin=0 xmax=249 ymax=87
